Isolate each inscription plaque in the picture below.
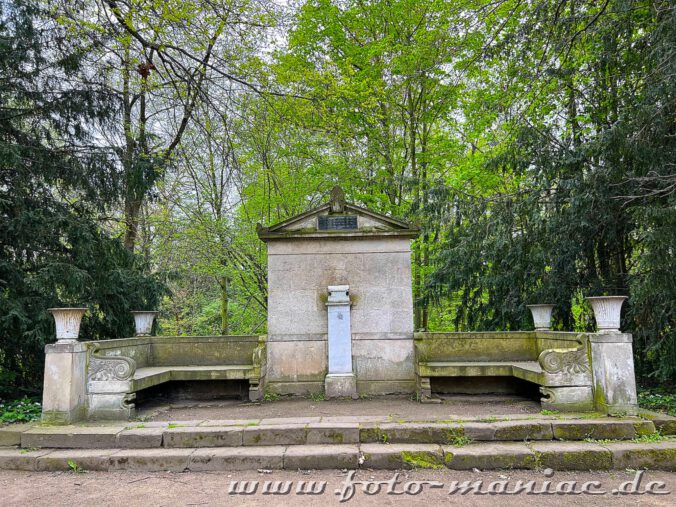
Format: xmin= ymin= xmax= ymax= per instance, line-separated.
xmin=318 ymin=215 xmax=357 ymax=231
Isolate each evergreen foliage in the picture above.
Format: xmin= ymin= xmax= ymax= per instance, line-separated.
xmin=429 ymin=0 xmax=676 ymax=382
xmin=0 ymin=0 xmax=163 ymax=397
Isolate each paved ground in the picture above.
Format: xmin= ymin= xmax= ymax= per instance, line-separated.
xmin=140 ymin=395 xmax=544 ymax=422
xmin=1 ymin=468 xmax=673 ymax=506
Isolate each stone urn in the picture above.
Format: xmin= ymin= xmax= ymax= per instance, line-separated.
xmin=527 ymin=304 xmax=555 ymax=331
xmin=48 ymin=308 xmax=88 ymax=343
xmin=131 ymin=311 xmax=158 ymax=336
xmin=586 ymin=296 xmax=627 ymax=332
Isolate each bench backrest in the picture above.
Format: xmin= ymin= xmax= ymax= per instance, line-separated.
xmin=414 ymin=332 xmax=539 ymax=362
xmin=414 ymin=331 xmax=588 ymax=364
xmin=150 ymin=336 xmax=262 ymax=366
xmin=84 ymin=335 xmax=265 ymax=368
xmin=86 ymin=337 xmax=153 ymax=368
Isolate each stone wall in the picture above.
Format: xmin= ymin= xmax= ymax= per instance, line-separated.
xmin=266 ymin=237 xmax=415 ymax=395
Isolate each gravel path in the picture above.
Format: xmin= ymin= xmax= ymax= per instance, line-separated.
xmin=1 ymin=468 xmax=673 ymax=506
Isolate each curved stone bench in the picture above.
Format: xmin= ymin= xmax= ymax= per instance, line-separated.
xmin=414 ymin=332 xmax=594 ymax=411
xmin=85 ymin=335 xmax=267 ymax=420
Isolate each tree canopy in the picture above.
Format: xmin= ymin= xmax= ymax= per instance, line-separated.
xmin=1 ymin=0 xmax=674 ymax=395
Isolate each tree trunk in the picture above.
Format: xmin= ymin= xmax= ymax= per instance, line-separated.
xmin=219 ymin=276 xmax=229 ymax=336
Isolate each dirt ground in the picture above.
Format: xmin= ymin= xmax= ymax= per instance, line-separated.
xmin=140 ymin=395 xmax=545 ymax=422
xmin=1 ymin=468 xmax=673 ymax=506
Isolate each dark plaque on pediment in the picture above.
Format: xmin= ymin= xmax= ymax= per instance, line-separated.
xmin=318 ymin=215 xmax=358 ymax=231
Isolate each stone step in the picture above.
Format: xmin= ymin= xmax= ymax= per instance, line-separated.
xmin=13 ymin=417 xmax=661 ymax=449
xmin=1 ymin=441 xmax=674 ymax=472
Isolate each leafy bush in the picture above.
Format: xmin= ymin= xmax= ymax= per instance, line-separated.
xmin=0 ymin=397 xmax=41 ymax=424
xmin=638 ymin=388 xmax=676 ymax=417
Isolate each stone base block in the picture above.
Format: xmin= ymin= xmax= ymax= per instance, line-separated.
xmin=357 ymin=379 xmax=415 ymax=395
xmin=325 ymin=373 xmax=358 ymax=399
xmin=41 ymin=406 xmax=87 ymax=425
xmin=540 ymin=386 xmax=594 ymax=412
xmin=87 ymin=392 xmax=135 ymax=421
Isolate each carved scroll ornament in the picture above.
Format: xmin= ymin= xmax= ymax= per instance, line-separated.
xmin=538 ymin=345 xmax=590 ymax=375
xmin=88 ymin=347 xmax=136 ymax=382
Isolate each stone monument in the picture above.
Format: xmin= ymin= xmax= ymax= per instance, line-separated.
xmin=257 ymin=186 xmax=419 ymax=396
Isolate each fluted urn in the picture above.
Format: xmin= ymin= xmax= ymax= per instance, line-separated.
xmin=586 ymin=296 xmax=627 ymax=332
xmin=131 ymin=311 xmax=158 ymax=336
xmin=48 ymin=308 xmax=88 ymax=343
xmin=527 ymin=304 xmax=555 ymax=331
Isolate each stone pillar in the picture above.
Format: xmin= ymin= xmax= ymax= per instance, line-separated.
xmin=41 ymin=342 xmax=88 ymax=424
xmin=325 ymin=285 xmax=358 ymax=398
xmin=589 ymin=332 xmax=638 ymax=416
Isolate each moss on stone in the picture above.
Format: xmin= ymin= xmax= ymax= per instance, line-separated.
xmin=494 ymin=423 xmax=548 ymax=441
xmin=633 ymin=421 xmax=657 ymax=437
xmin=400 ymin=451 xmax=444 ymax=469
xmin=554 ymin=423 xmax=634 ymax=441
xmin=327 ymin=431 xmax=344 ymax=444
xmin=559 ymin=450 xmax=613 ymax=470
xmin=618 ymin=448 xmax=676 ymax=471
xmin=359 ymin=426 xmax=382 ymax=443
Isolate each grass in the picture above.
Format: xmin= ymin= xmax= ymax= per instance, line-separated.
xmin=0 ymin=397 xmax=41 ymax=424
xmin=67 ymin=460 xmax=85 ymax=473
xmin=638 ymin=387 xmax=676 ymax=417
xmin=447 ymin=434 xmax=473 ymax=447
xmin=540 ymin=409 xmax=560 ymax=416
xmin=263 ymin=389 xmax=280 ymax=402
xmin=308 ymin=392 xmax=326 ymax=402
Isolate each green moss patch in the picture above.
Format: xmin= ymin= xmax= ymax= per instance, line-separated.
xmin=400 ymin=451 xmax=444 ymax=469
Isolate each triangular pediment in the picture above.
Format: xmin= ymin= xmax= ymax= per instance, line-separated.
xmin=256 ymin=187 xmax=418 ymax=241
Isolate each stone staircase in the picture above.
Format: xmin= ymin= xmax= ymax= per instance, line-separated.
xmin=1 ymin=413 xmax=674 ymax=472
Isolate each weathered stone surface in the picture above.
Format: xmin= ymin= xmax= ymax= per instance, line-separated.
xmin=654 ymin=417 xmax=676 ymax=436
xmin=325 ymin=416 xmax=392 ymax=424
xmin=265 ymin=341 xmax=327 ymax=387
xmin=283 ymin=444 xmax=359 ymax=469
xmin=0 ymin=448 xmax=50 ymax=471
xmin=41 ymin=342 xmax=88 ymax=425
xmin=356 ymin=380 xmax=417 ymax=395
xmin=462 ymin=423 xmax=497 ymax=441
xmin=443 ymin=443 xmax=535 ymax=470
xmin=352 ymin=339 xmax=415 ymax=383
xmin=492 ymin=421 xmax=553 ymax=441
xmin=242 ymin=424 xmax=307 ymax=446
xmin=0 ymin=424 xmax=32 ymax=447
xmin=163 ymin=426 xmax=242 ymax=448
xmin=606 ymin=441 xmax=676 ymax=471
xmin=190 ymin=446 xmax=285 ymax=471
xmin=414 ymin=332 xmax=538 ymax=363
xmin=265 ymin=230 xmax=417 ymax=396
xmin=530 ymin=442 xmax=613 ymax=470
xmin=589 ymin=333 xmax=638 ymax=415
xmin=37 ymin=449 xmax=115 ymax=471
xmin=540 ymin=386 xmax=594 ymax=412
xmin=379 ymin=423 xmax=466 ymax=444
xmin=325 ymin=374 xmax=358 ymax=399
xmin=632 ymin=420 xmax=657 ymax=436
xmin=359 ymin=443 xmax=444 ymax=469
xmin=116 ymin=427 xmax=164 ymax=448
xmin=108 ymin=448 xmax=194 ymax=471
xmin=551 ymin=420 xmax=637 ymax=441
xmin=140 ymin=420 xmax=205 ymax=428
xmin=259 ymin=417 xmax=320 ymax=425
xmin=305 ymin=423 xmax=360 ymax=445
xmin=21 ymin=425 xmax=124 ymax=449
xmin=198 ymin=419 xmax=260 ymax=427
